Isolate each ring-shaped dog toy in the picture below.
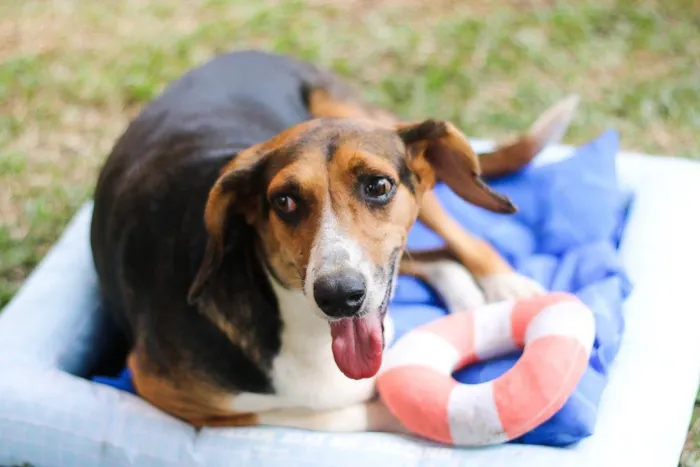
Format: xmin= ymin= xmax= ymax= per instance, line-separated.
xmin=377 ymin=293 xmax=595 ymax=446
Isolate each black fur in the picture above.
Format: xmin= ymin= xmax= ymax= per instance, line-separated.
xmin=90 ymin=50 xmax=339 ymax=390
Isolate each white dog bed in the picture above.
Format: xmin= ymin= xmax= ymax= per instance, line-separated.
xmin=0 ymin=142 xmax=698 ymax=467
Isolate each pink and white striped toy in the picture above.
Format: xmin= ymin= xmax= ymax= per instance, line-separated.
xmin=377 ymin=293 xmax=595 ymax=446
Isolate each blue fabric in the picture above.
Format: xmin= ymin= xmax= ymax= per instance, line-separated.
xmin=93 ymin=129 xmax=632 ymax=448
xmin=391 ymin=129 xmax=633 ymax=446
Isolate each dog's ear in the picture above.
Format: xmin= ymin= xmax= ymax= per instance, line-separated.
xmin=188 ymin=146 xmax=268 ymax=304
xmin=396 ymin=120 xmax=516 ymax=213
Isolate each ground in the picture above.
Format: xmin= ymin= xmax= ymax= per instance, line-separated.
xmin=0 ymin=0 xmax=698 ymax=463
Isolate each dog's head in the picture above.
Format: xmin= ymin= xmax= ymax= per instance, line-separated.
xmin=189 ymin=117 xmax=514 ymax=379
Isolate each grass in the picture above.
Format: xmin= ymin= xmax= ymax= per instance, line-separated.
xmin=0 ymin=0 xmax=699 ymax=463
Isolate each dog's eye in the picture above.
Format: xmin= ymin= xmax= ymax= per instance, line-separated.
xmin=363 ymin=176 xmax=395 ymax=202
xmin=271 ymin=194 xmax=297 ymax=214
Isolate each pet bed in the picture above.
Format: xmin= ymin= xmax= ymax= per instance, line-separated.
xmin=1 ymin=132 xmax=699 ymax=467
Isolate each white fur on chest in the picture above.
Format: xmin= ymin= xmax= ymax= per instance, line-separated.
xmin=231 ymin=275 xmax=394 ymax=414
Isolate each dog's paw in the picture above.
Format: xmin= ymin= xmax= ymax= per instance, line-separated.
xmin=477 ymin=273 xmax=546 ymax=303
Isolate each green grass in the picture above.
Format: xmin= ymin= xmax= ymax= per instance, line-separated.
xmin=1 ymin=0 xmax=699 ymax=462
xmin=2 ymin=0 xmax=699 ymax=307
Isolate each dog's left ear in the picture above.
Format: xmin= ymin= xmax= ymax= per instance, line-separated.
xmin=396 ymin=120 xmax=516 ymax=213
xmin=187 ymin=146 xmax=268 ymax=304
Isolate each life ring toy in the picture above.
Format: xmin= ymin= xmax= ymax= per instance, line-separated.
xmin=377 ymin=292 xmax=595 ymax=446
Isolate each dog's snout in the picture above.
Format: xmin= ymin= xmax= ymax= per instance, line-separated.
xmin=313 ymin=271 xmax=366 ymax=317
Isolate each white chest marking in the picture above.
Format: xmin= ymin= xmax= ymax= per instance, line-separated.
xmin=231 ymin=274 xmax=394 ymax=414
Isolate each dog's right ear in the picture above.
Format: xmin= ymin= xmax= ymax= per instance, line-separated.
xmin=187 ymin=145 xmax=269 ymax=304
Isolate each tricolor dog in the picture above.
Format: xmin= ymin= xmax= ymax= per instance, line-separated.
xmin=90 ymin=50 xmax=578 ymax=432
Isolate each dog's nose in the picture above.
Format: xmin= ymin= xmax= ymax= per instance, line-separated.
xmin=313 ymin=271 xmax=367 ymax=317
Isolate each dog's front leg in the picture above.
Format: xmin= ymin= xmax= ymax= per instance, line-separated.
xmin=400 ymin=252 xmax=486 ymax=312
xmin=416 ymin=191 xmax=545 ymax=303
xmin=256 ymin=399 xmax=407 ymax=434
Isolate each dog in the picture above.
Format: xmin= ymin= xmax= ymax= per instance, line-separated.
xmin=90 ymin=50 xmax=578 ymax=433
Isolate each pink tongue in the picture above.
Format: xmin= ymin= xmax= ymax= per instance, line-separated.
xmin=330 ymin=313 xmax=383 ymax=380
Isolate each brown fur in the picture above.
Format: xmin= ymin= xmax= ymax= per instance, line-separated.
xmin=198 ymin=301 xmax=265 ymax=365
xmin=258 ymin=154 xmax=327 ymax=288
xmin=330 ymin=142 xmax=418 ymax=268
xmin=129 ymin=348 xmax=257 ymax=427
xmin=307 ymin=87 xmax=396 ymax=125
xmin=190 ymin=121 xmax=324 ymax=301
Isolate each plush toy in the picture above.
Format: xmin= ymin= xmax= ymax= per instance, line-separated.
xmin=376 ymin=292 xmax=595 ymax=446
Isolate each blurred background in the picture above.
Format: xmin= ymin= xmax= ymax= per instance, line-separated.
xmin=0 ymin=0 xmax=698 ymax=463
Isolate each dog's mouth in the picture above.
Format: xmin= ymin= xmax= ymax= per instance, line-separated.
xmin=328 ymin=248 xmax=399 ymax=380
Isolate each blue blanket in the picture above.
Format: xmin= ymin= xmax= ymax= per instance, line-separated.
xmin=93 ymin=129 xmax=632 ymax=447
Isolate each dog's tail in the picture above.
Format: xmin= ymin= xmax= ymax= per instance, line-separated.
xmin=478 ymin=94 xmax=580 ymax=178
